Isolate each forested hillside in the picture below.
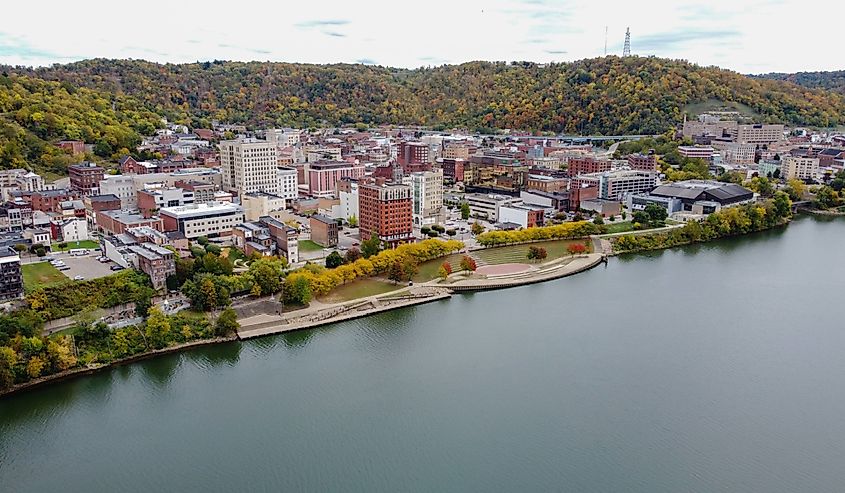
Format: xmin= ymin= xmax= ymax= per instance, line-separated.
xmin=10 ymin=56 xmax=845 ymax=135
xmin=755 ymin=70 xmax=845 ymax=95
xmin=3 ymin=56 xmax=845 ymax=174
xmin=0 ymin=74 xmax=161 ymax=174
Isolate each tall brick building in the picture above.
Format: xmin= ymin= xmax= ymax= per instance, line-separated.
xmin=359 ymin=183 xmax=413 ymax=246
xmin=68 ymin=162 xmax=104 ymax=197
xmin=567 ymin=156 xmax=611 ymax=176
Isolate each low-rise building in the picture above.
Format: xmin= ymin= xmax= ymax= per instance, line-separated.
xmin=498 ymin=204 xmax=545 ymax=229
xmin=465 ymin=193 xmax=521 ymax=222
xmin=50 ymin=217 xmax=89 ymax=243
xmin=160 ymin=202 xmax=244 ymax=239
xmin=627 ymin=153 xmax=658 ymax=171
xmin=242 ymin=193 xmax=286 ymax=222
xmin=96 ymin=210 xmax=164 ymax=235
xmin=310 ymin=214 xmax=338 ymax=247
xmin=628 ymin=180 xmax=754 ymax=215
xmin=69 ymin=162 xmax=104 ymax=197
xmin=572 ymin=170 xmax=659 ymax=201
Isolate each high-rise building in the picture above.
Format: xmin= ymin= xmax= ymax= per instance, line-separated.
xmin=276 ymin=167 xmax=299 ymax=201
xmin=782 ymin=156 xmax=819 ymax=181
xmin=219 ymin=138 xmax=279 ymax=195
xmin=402 ymin=169 xmax=444 ymax=227
xmin=397 ymin=142 xmax=430 ymax=167
xmin=307 ymin=162 xmax=366 ymax=198
xmin=0 ymin=247 xmax=23 ymax=302
xmin=359 ymin=183 xmax=413 ymax=245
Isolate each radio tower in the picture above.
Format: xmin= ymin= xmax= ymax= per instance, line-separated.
xmin=623 ymin=27 xmax=631 ymax=57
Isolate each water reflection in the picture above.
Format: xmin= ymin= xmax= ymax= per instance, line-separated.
xmin=138 ymin=354 xmax=181 ymax=388
xmin=183 ymin=341 xmax=242 ymax=369
xmin=278 ymin=329 xmax=314 ymax=349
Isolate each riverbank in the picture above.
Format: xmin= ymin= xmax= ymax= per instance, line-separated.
xmin=0 ymin=335 xmax=238 ymax=398
xmin=237 ymin=252 xmax=605 ymax=338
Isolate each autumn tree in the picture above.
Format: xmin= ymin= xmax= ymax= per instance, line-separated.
xmin=144 ymin=307 xmax=171 ymax=349
xmin=459 ymin=255 xmax=477 ymax=272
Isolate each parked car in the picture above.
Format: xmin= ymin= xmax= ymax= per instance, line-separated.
xmin=110 ymin=265 xmax=124 ymax=271
xmin=73 ymin=275 xmax=85 ymax=281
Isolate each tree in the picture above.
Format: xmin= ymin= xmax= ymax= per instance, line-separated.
xmin=347 ymin=215 xmax=358 ymax=227
xmin=214 ymin=308 xmax=239 ymax=336
xmin=772 ymin=168 xmax=781 ymax=179
xmin=345 ymin=247 xmax=362 ymax=263
xmin=325 ymin=251 xmax=344 ymax=269
xmin=438 ymin=261 xmax=452 ymax=280
xmin=420 ymin=226 xmax=431 ymax=235
xmin=135 ymin=294 xmax=152 ymax=318
xmin=459 ymin=255 xmax=477 ymax=272
xmin=144 ymin=307 xmax=171 ymax=349
xmin=773 ymin=192 xmax=792 ymax=218
xmin=426 ymin=230 xmax=439 ymax=237
xmin=593 ymin=215 xmax=604 ymax=225
xmin=205 ymin=243 xmax=222 ymax=255
xmin=644 ymin=203 xmax=668 ymax=226
xmin=785 ymin=179 xmax=806 ymax=201
xmin=471 ymin=222 xmax=484 ymax=235
xmin=360 ymin=235 xmax=381 ymax=258
xmin=58 ymin=242 xmax=68 ymax=250
xmin=196 ymin=236 xmax=210 ymax=246
xmin=460 ymin=202 xmax=470 ymax=220
xmin=387 ymin=260 xmax=406 ymax=284
xmin=283 ymin=274 xmax=312 ymax=305
xmin=247 ymin=257 xmax=284 ymax=295
xmin=446 ymin=229 xmax=457 ymax=236
xmin=815 ymin=185 xmax=840 ymax=209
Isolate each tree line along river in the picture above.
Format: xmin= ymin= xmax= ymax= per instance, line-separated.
xmin=2 ymin=215 xmax=845 ymax=492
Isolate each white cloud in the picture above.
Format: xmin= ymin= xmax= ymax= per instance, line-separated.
xmin=0 ymin=0 xmax=839 ymax=74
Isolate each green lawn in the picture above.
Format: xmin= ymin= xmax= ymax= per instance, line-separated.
xmin=473 ymin=239 xmax=590 ymax=265
xmin=413 ymin=254 xmax=465 ymax=282
xmin=22 ymin=262 xmax=68 ymax=291
xmin=51 ymin=240 xmax=100 ymax=251
xmin=319 ymin=279 xmax=401 ymax=303
xmin=604 ymin=221 xmax=636 ymax=234
xmin=298 ymin=240 xmax=326 ymax=252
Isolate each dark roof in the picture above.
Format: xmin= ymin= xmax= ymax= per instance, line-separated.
xmin=88 ymin=194 xmax=121 ymax=202
xmin=650 ymin=184 xmax=704 ymax=200
xmin=310 ymin=214 xmax=336 ymax=225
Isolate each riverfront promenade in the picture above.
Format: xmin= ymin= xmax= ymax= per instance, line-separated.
xmin=236 ymin=252 xmax=605 ymax=339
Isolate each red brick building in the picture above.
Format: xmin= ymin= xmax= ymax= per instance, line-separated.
xmin=57 ymin=140 xmax=86 ymax=155
xmin=309 ymin=214 xmax=338 ymax=247
xmin=68 ymin=162 xmax=104 ymax=196
xmin=439 ymin=158 xmax=466 ymax=184
xmin=397 ymin=142 xmax=429 ymax=167
xmin=627 ymin=153 xmax=658 ymax=171
xmin=359 ymin=183 xmax=413 ymax=246
xmin=567 ymin=156 xmax=612 ymax=176
xmin=31 ymin=189 xmax=77 ymax=213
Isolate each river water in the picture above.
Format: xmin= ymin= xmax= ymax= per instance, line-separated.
xmin=2 ymin=215 xmax=845 ymax=492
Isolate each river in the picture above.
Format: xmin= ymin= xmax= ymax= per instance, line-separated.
xmin=2 ymin=215 xmax=845 ymax=492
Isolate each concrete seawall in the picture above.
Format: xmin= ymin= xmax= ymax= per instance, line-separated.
xmin=237 ymin=289 xmax=453 ymax=340
xmin=236 ymin=254 xmax=605 ymax=340
xmin=447 ymin=254 xmax=604 ymax=292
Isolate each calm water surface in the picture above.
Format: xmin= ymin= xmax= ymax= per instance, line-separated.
xmin=2 ymin=216 xmax=845 ymax=492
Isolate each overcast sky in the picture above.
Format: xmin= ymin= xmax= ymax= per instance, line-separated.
xmin=0 ymin=0 xmax=840 ymax=74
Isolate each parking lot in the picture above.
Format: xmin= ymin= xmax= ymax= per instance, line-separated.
xmin=47 ymin=251 xmax=121 ymax=282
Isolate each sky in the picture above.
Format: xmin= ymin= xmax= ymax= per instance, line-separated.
xmin=0 ymin=0 xmax=841 ymax=74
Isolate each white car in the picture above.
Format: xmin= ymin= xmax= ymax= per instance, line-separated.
xmin=73 ymin=275 xmax=85 ymax=281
